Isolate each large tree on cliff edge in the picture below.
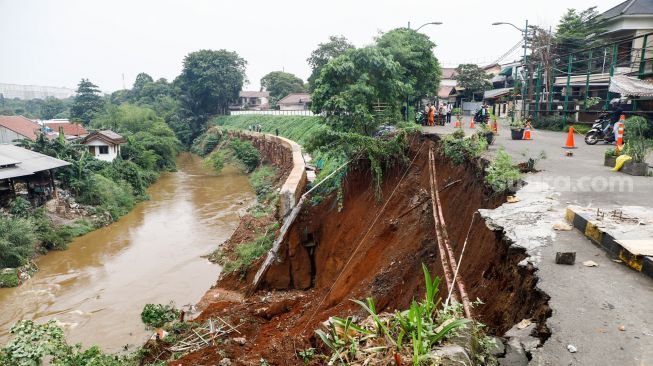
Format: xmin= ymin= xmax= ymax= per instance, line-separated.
xmin=307 ymin=35 xmax=355 ymax=91
xmin=376 ymin=28 xmax=441 ymax=102
xmin=175 ymin=49 xmax=247 ymax=138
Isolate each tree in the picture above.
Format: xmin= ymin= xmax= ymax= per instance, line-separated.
xmin=307 ymin=35 xmax=354 ymax=91
xmin=556 ymin=7 xmax=605 ymax=56
xmin=40 ymin=97 xmax=67 ymax=119
xmin=454 ymin=64 xmax=492 ymax=101
xmin=311 ymin=46 xmax=406 ymax=134
xmin=260 ymin=71 xmax=306 ymax=107
xmin=70 ymin=79 xmax=105 ymax=125
xmin=175 ymin=49 xmax=247 ymax=138
xmin=376 ymin=28 xmax=442 ymax=102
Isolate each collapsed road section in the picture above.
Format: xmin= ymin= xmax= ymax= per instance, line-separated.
xmin=169 ymin=133 xmax=551 ymax=365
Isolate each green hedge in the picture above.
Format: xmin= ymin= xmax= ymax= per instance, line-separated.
xmin=213 ymin=115 xmax=329 ymax=146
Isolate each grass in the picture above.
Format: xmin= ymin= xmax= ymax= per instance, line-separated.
xmin=0 ymin=269 xmax=19 ymax=288
xmin=213 ymin=115 xmax=329 ymax=146
xmin=221 ymin=222 xmax=279 ymax=276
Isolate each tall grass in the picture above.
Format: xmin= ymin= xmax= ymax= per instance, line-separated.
xmin=213 ymin=115 xmax=329 ymax=146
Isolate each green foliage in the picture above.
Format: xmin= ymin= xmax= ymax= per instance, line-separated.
xmin=306 ymin=128 xmax=412 ymax=198
xmin=486 ymin=149 xmax=522 ymax=193
xmin=376 ymin=28 xmax=442 ymax=102
xmin=213 ymin=115 xmax=328 ymax=146
xmin=623 ymin=116 xmax=652 ymax=163
xmin=79 ymin=173 xmax=135 ymax=220
xmin=556 ymin=7 xmax=606 ymax=56
xmin=441 ymin=131 xmax=487 ymax=165
xmin=455 ymin=64 xmax=492 ymax=101
xmin=41 ymin=97 xmax=69 ymax=119
xmin=229 ymin=139 xmax=260 ymax=172
xmin=297 ymin=348 xmax=316 ymax=363
xmin=260 ymin=71 xmax=306 ymax=106
xmin=307 ymin=35 xmax=355 ymax=91
xmin=311 ymin=46 xmax=406 ymax=134
xmin=175 ymin=49 xmax=247 ymax=139
xmin=316 ymin=264 xmax=469 ymax=365
xmin=221 ymin=223 xmax=278 ymax=276
xmin=140 ymin=303 xmax=180 ymax=328
xmin=204 ymin=151 xmax=225 ymax=174
xmin=70 ymin=79 xmax=105 ymax=125
xmin=0 ymin=320 xmax=139 ymax=366
xmin=9 ymin=197 xmax=31 ymax=218
xmin=0 ymin=216 xmax=36 ymax=268
xmin=531 ymin=115 xmax=564 ymax=131
xmin=0 ymin=269 xmax=19 ymax=288
xmin=249 ymin=165 xmax=277 ymax=203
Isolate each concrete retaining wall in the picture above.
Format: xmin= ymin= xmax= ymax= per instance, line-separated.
xmin=227 ymin=131 xmax=307 ymax=217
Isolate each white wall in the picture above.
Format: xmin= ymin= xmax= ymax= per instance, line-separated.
xmin=85 ymin=139 xmax=120 ymax=162
xmin=0 ymin=126 xmax=29 ymax=144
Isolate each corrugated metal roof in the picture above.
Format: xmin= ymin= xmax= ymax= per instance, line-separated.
xmin=0 ymin=144 xmax=70 ymax=180
xmin=0 ymin=115 xmax=41 ymax=141
xmin=483 ymin=87 xmax=513 ymax=99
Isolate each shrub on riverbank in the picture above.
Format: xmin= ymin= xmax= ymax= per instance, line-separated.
xmin=0 ymin=216 xmax=36 ymax=268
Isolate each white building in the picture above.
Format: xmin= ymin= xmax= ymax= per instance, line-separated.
xmin=231 ymin=91 xmax=270 ymax=110
xmin=277 ymin=93 xmax=311 ymax=111
xmin=80 ymin=130 xmax=125 ymax=162
xmin=0 ymin=83 xmax=75 ymax=100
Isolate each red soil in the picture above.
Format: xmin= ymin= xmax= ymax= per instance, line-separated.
xmin=168 ymin=136 xmax=550 ymax=366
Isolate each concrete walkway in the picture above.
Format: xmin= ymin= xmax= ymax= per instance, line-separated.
xmin=424 ymin=120 xmax=653 ymax=366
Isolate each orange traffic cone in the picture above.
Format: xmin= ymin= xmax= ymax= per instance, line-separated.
xmin=615 ymin=114 xmax=625 ymax=152
xmin=493 ymin=118 xmax=499 ymax=134
xmin=455 ymin=118 xmax=461 ymax=128
xmin=523 ymin=122 xmax=532 ymax=140
xmin=563 ymin=127 xmax=576 ymax=149
xmin=469 ymin=117 xmax=475 ymax=129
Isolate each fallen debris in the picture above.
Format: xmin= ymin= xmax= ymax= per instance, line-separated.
xmin=555 ymin=252 xmax=576 ymax=265
xmin=516 ymin=319 xmax=532 ymax=330
xmin=553 ymin=222 xmax=573 ymax=231
xmin=582 ymin=260 xmax=599 ymax=267
xmin=567 ymin=344 xmax=577 ymax=353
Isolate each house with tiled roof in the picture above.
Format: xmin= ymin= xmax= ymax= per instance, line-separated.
xmin=230 ymin=91 xmax=270 ymax=110
xmin=0 ymin=115 xmax=41 ymax=144
xmin=43 ymin=121 xmax=88 ymax=140
xmin=277 ymin=93 xmax=311 ymax=111
xmin=80 ymin=130 xmax=125 ymax=162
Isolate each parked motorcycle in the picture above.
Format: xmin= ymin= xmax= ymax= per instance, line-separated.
xmin=584 ymin=112 xmax=615 ymax=145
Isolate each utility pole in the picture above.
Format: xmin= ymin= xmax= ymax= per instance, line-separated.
xmin=521 ymin=20 xmax=529 ymax=119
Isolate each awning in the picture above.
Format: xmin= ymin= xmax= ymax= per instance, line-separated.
xmin=483 ymin=87 xmax=513 ymax=99
xmin=609 ymin=75 xmax=653 ymax=97
xmin=499 ymin=67 xmax=513 ymax=76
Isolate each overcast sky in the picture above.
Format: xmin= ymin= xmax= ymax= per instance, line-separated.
xmin=0 ymin=0 xmax=618 ymax=94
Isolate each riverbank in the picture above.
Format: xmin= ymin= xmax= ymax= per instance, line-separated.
xmin=0 ymin=153 xmax=255 ymax=353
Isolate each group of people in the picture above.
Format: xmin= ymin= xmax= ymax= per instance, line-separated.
xmin=425 ymin=102 xmax=453 ymax=126
xmin=248 ymin=124 xmax=263 ymax=133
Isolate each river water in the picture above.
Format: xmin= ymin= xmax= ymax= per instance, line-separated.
xmin=0 ymin=153 xmax=254 ymax=352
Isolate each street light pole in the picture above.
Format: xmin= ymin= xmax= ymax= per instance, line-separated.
xmin=492 ymin=20 xmax=529 ymax=120
xmin=404 ymin=21 xmax=443 ymax=121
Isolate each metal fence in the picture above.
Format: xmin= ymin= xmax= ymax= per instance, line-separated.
xmin=229 ymin=110 xmax=314 ymax=116
xmin=522 ymin=31 xmax=653 ymax=124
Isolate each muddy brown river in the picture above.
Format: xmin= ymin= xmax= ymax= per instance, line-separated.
xmin=0 ymin=153 xmax=254 ymax=352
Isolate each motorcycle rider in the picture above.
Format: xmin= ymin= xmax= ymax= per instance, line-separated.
xmin=603 ymin=101 xmax=624 ymax=140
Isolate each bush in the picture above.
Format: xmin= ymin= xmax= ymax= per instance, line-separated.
xmin=229 ymin=139 xmax=260 ymax=172
xmin=9 ymin=197 xmax=31 ymax=218
xmin=0 ymin=217 xmax=37 ymax=268
xmin=624 ymin=116 xmax=652 ymax=163
xmin=0 ymin=269 xmax=19 ymax=288
xmin=441 ymin=131 xmax=487 ymax=165
xmin=531 ymin=115 xmax=564 ymax=130
xmin=249 ymin=165 xmax=277 ymax=202
xmin=203 ymin=151 xmax=225 ymax=174
xmin=486 ymin=149 xmax=521 ymax=193
xmin=140 ymin=303 xmax=180 ymax=328
xmin=79 ymin=173 xmax=135 ymax=220
xmin=222 ymin=223 xmax=278 ymax=275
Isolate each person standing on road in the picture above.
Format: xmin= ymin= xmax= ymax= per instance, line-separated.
xmin=428 ymin=103 xmax=435 ymax=126
xmin=446 ymin=103 xmax=452 ymax=124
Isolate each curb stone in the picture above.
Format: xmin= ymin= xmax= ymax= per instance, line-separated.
xmin=566 ymin=207 xmax=653 ymax=279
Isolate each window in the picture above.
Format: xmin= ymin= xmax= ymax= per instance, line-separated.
xmin=99 ymin=146 xmax=109 ymax=154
